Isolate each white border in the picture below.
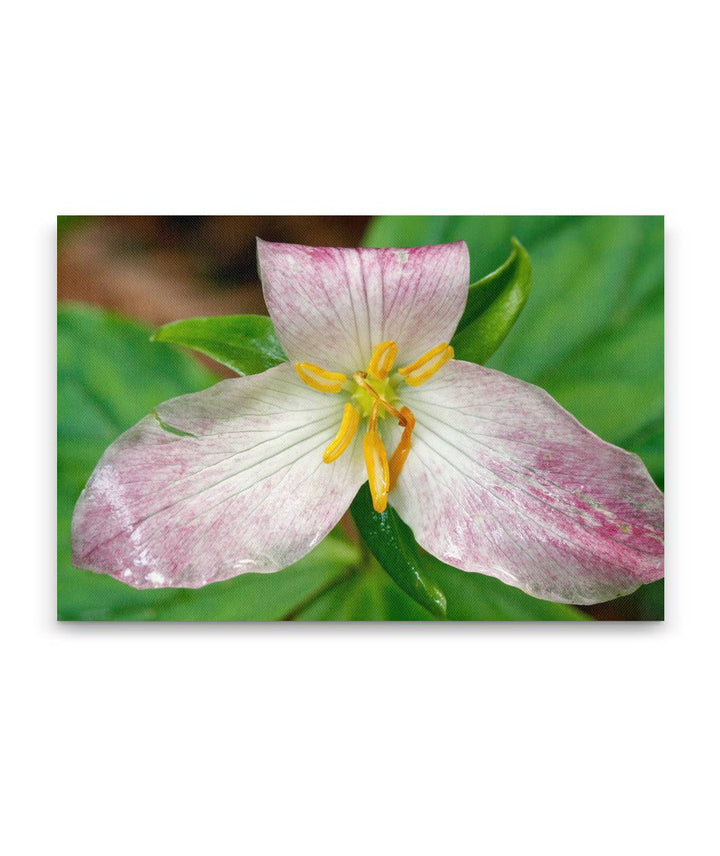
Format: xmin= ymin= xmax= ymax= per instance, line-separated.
xmin=5 ymin=2 xmax=717 ymax=853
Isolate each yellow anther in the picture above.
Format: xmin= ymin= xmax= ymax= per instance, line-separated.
xmin=398 ymin=343 xmax=454 ymax=386
xmin=363 ymin=416 xmax=390 ymax=513
xmin=389 ymin=406 xmax=416 ymax=490
xmin=323 ymin=403 xmax=360 ymax=463
xmin=295 ymin=361 xmax=347 ymax=393
xmin=367 ymin=340 xmax=398 ymax=381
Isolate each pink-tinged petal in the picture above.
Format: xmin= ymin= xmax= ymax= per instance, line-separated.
xmin=257 ymin=239 xmax=469 ymax=373
xmin=391 ymin=361 xmax=664 ymax=604
xmin=71 ymin=364 xmax=365 ymax=589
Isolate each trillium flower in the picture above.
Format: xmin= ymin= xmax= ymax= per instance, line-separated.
xmin=72 ymin=239 xmax=664 ymax=604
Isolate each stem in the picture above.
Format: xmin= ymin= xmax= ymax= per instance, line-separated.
xmin=280 ymin=567 xmax=355 ymax=621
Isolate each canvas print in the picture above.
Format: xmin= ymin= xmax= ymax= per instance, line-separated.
xmin=57 ymin=216 xmax=664 ymax=621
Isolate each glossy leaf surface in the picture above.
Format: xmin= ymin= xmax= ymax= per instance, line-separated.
xmin=152 ymin=314 xmax=286 ymax=376
xmin=350 ymin=484 xmax=447 ymax=618
xmin=451 ymin=237 xmax=532 ymax=364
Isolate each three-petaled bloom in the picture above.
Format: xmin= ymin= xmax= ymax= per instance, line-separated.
xmin=72 ymin=239 xmax=664 ymax=604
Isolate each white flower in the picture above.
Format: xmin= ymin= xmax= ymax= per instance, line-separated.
xmin=72 ymin=240 xmax=663 ymax=604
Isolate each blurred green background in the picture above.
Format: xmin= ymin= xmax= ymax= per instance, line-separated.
xmin=57 ymin=215 xmax=664 ymax=620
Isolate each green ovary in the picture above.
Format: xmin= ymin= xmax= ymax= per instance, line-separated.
xmin=351 ymin=374 xmax=399 ymax=418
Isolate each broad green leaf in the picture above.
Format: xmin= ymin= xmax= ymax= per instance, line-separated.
xmin=294 ymin=560 xmax=436 ymax=621
xmin=350 ymin=484 xmax=447 ymax=618
xmin=152 ymin=314 xmax=286 ymax=376
xmin=58 ymin=303 xmax=359 ymax=621
xmin=363 ymin=215 xmax=569 ymax=282
xmin=419 ymin=552 xmax=590 ymax=621
xmin=451 ymin=237 xmax=532 ymax=364
xmin=350 ymin=486 xmax=587 ymax=621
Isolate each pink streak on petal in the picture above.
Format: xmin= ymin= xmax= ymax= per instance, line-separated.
xmin=391 ymin=360 xmax=664 ymax=605
xmin=71 ymin=364 xmax=365 ymax=589
xmin=257 ymin=239 xmax=470 ymax=373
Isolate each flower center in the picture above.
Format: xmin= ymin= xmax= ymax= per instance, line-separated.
xmin=351 ymin=374 xmax=398 ymax=419
xmin=294 ymin=339 xmax=453 ymax=513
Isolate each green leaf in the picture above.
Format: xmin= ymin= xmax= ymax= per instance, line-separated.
xmin=293 ymin=560 xmax=437 ymax=621
xmin=422 ymin=554 xmax=590 ymax=621
xmin=151 ymin=314 xmax=286 ymax=376
xmin=451 ymin=237 xmax=532 ymax=364
xmin=349 ymin=486 xmax=587 ymax=621
xmin=350 ymin=484 xmax=447 ymax=618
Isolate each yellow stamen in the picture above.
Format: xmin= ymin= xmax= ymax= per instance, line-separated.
xmin=389 ymin=406 xmax=416 ymax=490
xmin=363 ymin=416 xmax=390 ymax=513
xmin=353 ymin=371 xmax=408 ymax=425
xmin=323 ymin=403 xmax=360 ymax=463
xmin=368 ymin=400 xmax=379 ymax=432
xmin=366 ymin=340 xmax=398 ymax=381
xmin=398 ymin=343 xmax=454 ymax=386
xmin=295 ymin=361 xmax=347 ymax=393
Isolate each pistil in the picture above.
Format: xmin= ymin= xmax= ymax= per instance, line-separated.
xmin=353 ymin=371 xmax=408 ymax=425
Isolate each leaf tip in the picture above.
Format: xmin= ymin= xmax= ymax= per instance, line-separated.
xmin=428 ymin=586 xmax=448 ymax=619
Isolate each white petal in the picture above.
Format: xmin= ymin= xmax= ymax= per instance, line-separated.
xmin=390 ymin=361 xmax=664 ymax=604
xmin=72 ymin=364 xmax=365 ymax=588
xmin=257 ymin=239 xmax=470 ymax=372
